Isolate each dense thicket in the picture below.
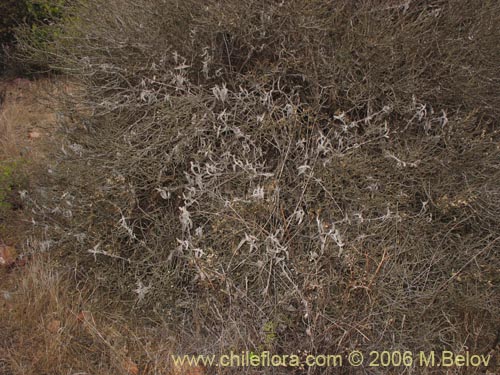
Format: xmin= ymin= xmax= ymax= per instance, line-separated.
xmin=21 ymin=1 xmax=500 ymax=372
xmin=1 ymin=0 xmax=65 ymax=72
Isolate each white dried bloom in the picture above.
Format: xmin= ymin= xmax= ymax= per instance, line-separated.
xmin=297 ymin=165 xmax=311 ymax=175
xmin=236 ymin=233 xmax=258 ymax=253
xmin=309 ymin=251 xmax=319 ymax=261
xmin=119 ymin=214 xmax=137 ymax=240
xmin=201 ymin=48 xmax=211 ymax=79
xmin=382 ymin=105 xmax=392 ymax=113
xmin=212 ymin=83 xmax=229 ymax=102
xmin=39 ymin=240 xmax=53 ymax=252
xmin=68 ymin=143 xmax=84 ymax=156
xmin=251 ymin=186 xmax=265 ymax=200
xmin=384 ymin=151 xmax=420 ymax=168
xmin=293 ymin=208 xmax=305 ymax=225
xmin=439 ymin=109 xmax=448 ymax=127
xmin=333 ymin=111 xmax=346 ymax=122
xmin=264 ymin=230 xmax=289 ymax=261
xmin=140 ymin=90 xmax=150 ymax=102
xmin=174 ymin=63 xmax=191 ymax=70
xmin=354 ymin=212 xmax=364 ymax=223
xmin=171 ymin=73 xmax=186 ymax=88
xmin=74 ymin=233 xmax=87 ymax=243
xmin=195 ymin=226 xmax=204 ymax=237
xmin=176 ymin=238 xmax=190 ymax=253
xmin=134 ymin=280 xmax=151 ymax=302
xmin=155 ymin=187 xmax=170 ymax=200
xmin=193 ymin=248 xmax=205 ymax=258
xmin=296 ymin=138 xmax=306 ymax=149
xmin=316 ymin=131 xmax=332 ymax=155
xmin=179 ymin=206 xmax=193 ymax=233
xmin=173 ymin=51 xmax=180 ymax=64
xmin=204 ymin=163 xmax=219 ymax=176
xmin=316 ymin=216 xmax=345 ymax=256
xmin=285 ymin=103 xmax=295 ymax=117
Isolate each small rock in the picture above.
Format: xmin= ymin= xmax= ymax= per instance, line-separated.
xmin=76 ymin=310 xmax=91 ymax=323
xmin=47 ymin=319 xmax=61 ymax=334
xmin=122 ymin=357 xmax=139 ymax=375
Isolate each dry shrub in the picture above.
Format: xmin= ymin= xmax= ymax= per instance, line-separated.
xmin=18 ymin=0 xmax=500 ymax=373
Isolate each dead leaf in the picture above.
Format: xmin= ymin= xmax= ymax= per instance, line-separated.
xmin=76 ymin=310 xmax=91 ymax=323
xmin=122 ymin=357 xmax=139 ymax=375
xmin=47 ymin=319 xmax=61 ymax=333
xmin=14 ymin=257 xmax=27 ymax=267
xmin=186 ymin=366 xmax=205 ymax=375
xmin=172 ymin=365 xmax=204 ymax=375
xmin=13 ymin=78 xmax=31 ymax=87
xmin=28 ymin=131 xmax=42 ymax=139
xmin=0 ymin=245 xmax=17 ymax=267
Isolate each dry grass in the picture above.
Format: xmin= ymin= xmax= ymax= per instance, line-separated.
xmin=0 ymin=78 xmax=56 ymax=160
xmin=0 ymin=254 xmax=179 ymax=375
xmin=0 ymin=78 xmax=58 ymax=244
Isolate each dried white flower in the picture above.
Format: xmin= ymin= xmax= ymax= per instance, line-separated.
xmin=293 ymin=208 xmax=305 ymax=225
xmin=134 ymin=280 xmax=151 ymax=302
xmin=119 ymin=213 xmax=137 ymax=240
xmin=195 ymin=226 xmax=204 ymax=237
xmin=284 ymin=103 xmax=294 ymax=117
xmin=297 ymin=165 xmax=311 ymax=175
xmin=212 ymin=83 xmax=229 ymax=102
xmin=236 ymin=233 xmax=258 ymax=253
xmin=316 ymin=131 xmax=332 ymax=155
xmin=316 ymin=216 xmax=344 ymax=256
xmin=251 ymin=186 xmax=265 ymax=200
xmin=179 ymin=206 xmax=193 ymax=233
xmin=193 ymin=248 xmax=205 ymax=258
xmin=155 ymin=187 xmax=170 ymax=200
